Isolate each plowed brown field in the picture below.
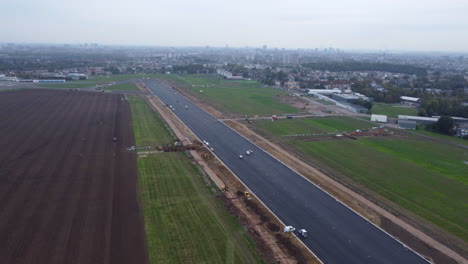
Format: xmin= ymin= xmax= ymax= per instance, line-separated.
xmin=0 ymin=90 xmax=148 ymax=264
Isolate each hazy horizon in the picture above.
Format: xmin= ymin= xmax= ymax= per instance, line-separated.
xmin=2 ymin=0 xmax=468 ymax=52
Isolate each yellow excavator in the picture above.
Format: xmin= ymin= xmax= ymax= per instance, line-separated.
xmin=221 ymin=183 xmax=252 ymax=200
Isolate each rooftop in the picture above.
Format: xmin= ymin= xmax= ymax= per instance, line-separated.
xmin=398 ymin=115 xmax=438 ymax=121
xmin=400 ymin=96 xmax=420 ymax=102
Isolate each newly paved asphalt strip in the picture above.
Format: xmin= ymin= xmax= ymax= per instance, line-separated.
xmin=144 ymin=79 xmax=429 ymax=264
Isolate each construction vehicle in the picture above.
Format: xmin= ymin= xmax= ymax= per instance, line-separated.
xmin=157 ymin=142 xmax=201 ymax=152
xmin=298 ymin=229 xmax=308 ymax=238
xmin=244 ymin=192 xmax=252 ymax=200
xmin=221 ymin=182 xmax=237 ymax=192
xmin=345 ymin=131 xmax=357 ymax=140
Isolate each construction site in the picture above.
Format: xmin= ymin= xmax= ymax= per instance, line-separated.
xmin=144 ymin=94 xmax=321 ymax=263
xmin=155 ymin=78 xmax=467 ymax=264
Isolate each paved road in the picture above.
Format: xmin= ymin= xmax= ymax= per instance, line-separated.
xmin=143 ymin=79 xmax=429 ymax=264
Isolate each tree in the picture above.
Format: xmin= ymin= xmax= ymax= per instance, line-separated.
xmin=276 ymin=71 xmax=288 ymax=82
xmin=354 ymin=99 xmax=373 ymax=110
xmin=436 ymin=116 xmax=454 ymax=134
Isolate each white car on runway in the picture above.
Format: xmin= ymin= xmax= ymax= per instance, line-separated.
xmin=297 ymin=229 xmax=307 ymax=238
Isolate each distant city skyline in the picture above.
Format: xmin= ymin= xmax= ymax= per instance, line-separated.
xmin=2 ymin=0 xmax=468 ymax=52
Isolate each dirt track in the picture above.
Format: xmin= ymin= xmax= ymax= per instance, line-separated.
xmin=0 ymin=90 xmax=148 ymax=264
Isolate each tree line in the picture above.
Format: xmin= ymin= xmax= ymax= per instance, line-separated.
xmin=302 ymin=61 xmax=427 ymax=75
xmin=419 ymin=97 xmax=468 ymax=118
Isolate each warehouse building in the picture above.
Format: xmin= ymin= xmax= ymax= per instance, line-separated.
xmin=308 ymin=88 xmax=341 ymax=95
xmin=67 ymin=73 xmax=88 ymax=80
xmin=400 ymin=96 xmax=420 ymax=106
xmin=332 ymin=93 xmax=370 ymax=103
xmin=33 ymin=79 xmax=66 ymax=83
xmin=0 ymin=76 xmax=18 ymax=82
xmin=336 ymin=102 xmax=368 ymax=113
xmin=398 ymin=115 xmax=438 ymax=129
xmin=456 ymin=126 xmax=468 ymax=137
xmin=371 ymin=114 xmax=388 ymax=123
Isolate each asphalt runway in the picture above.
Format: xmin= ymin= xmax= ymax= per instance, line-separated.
xmin=144 ymin=79 xmax=429 ymax=264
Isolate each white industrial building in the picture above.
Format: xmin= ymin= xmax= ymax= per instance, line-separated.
xmin=371 ymin=114 xmax=388 ymax=123
xmin=398 ymin=115 xmax=438 ymax=129
xmin=336 ymin=102 xmax=368 ymax=113
xmin=308 ymin=89 xmax=341 ymax=95
xmin=400 ymin=96 xmax=420 ymax=106
xmin=0 ymin=76 xmax=18 ymax=82
xmin=310 ymin=93 xmax=338 ymax=104
xmin=217 ymin=69 xmax=243 ymax=80
xmin=332 ymin=93 xmax=370 ymax=102
xmin=67 ymin=73 xmax=88 ymax=80
xmin=32 ymin=79 xmax=66 ymax=83
xmin=400 ymin=96 xmax=420 ymax=102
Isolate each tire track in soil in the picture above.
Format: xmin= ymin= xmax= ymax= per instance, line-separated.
xmin=21 ymin=92 xmax=94 ymax=264
xmin=40 ymin=92 xmax=107 ymax=264
xmin=59 ymin=93 xmax=115 ymax=264
xmin=0 ymin=92 xmax=76 ymax=243
xmin=0 ymin=90 xmax=148 ymax=264
xmin=109 ymin=96 xmax=149 ymax=264
xmin=77 ymin=93 xmax=117 ymax=264
xmin=0 ymin=92 xmax=89 ymax=263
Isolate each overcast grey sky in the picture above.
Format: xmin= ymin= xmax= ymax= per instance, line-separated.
xmin=2 ymin=0 xmax=468 ymax=51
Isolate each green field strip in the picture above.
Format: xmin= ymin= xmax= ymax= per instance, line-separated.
xmin=253 ymin=116 xmax=468 ymax=241
xmin=129 ymin=96 xmax=262 ymax=264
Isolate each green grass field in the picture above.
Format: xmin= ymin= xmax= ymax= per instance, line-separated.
xmin=0 ymin=88 xmax=27 ymax=92
xmin=371 ymin=103 xmax=418 ymax=118
xmin=103 ymin=83 xmax=138 ymax=91
xmin=128 ymin=96 xmax=262 ymax=264
xmin=253 ymin=117 xmax=468 ymax=241
xmin=157 ymin=74 xmax=299 ymax=116
xmin=255 ymin=116 xmax=374 ymax=137
xmin=413 ymin=129 xmax=468 ymax=147
xmin=68 ymin=73 xmax=299 ymax=116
